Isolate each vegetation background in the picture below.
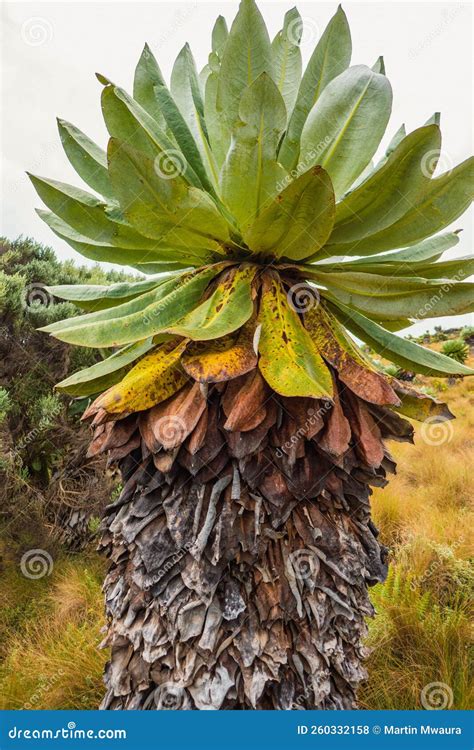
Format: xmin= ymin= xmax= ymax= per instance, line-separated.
xmin=0 ymin=237 xmax=472 ymax=711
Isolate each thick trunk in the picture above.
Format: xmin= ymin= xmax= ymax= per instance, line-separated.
xmin=96 ymin=378 xmax=411 ymax=710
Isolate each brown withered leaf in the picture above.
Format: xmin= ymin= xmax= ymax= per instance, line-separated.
xmin=186 ymin=407 xmax=209 ymax=455
xmin=305 ymin=304 xmax=400 ymax=406
xmin=319 ymin=379 xmax=351 ymax=458
xmin=102 ymin=415 xmax=138 ymax=452
xmin=223 ymin=370 xmax=269 ymax=432
xmin=147 ymin=382 xmax=207 ymax=450
xmin=107 ymin=433 xmax=141 ymax=464
xmin=346 ymin=392 xmax=385 ymax=468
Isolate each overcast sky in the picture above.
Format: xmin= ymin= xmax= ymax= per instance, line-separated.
xmin=1 ymin=0 xmax=472 ymax=334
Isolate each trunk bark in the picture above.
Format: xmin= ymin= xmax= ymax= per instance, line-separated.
xmin=96 ymin=377 xmax=411 ymax=710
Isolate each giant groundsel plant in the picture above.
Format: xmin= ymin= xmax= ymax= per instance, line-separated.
xmin=30 ymin=1 xmax=473 ymax=710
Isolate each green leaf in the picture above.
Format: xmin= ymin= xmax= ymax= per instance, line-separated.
xmin=47 ymin=275 xmax=176 ymax=311
xmin=153 ymin=79 xmax=217 ymax=196
xmin=391 ymin=384 xmax=455 ymax=422
xmin=298 ymin=65 xmax=392 ymax=199
xmin=271 ymin=7 xmax=302 ymax=116
xmin=322 ymin=276 xmax=474 ymax=320
xmin=37 ymin=210 xmax=201 ymax=268
xmin=217 ymin=0 xmax=274 ymax=132
xmin=204 ymin=71 xmax=229 ymax=169
xmin=56 ymin=339 xmax=155 ymax=396
xmin=170 ymin=44 xmax=219 ymax=188
xmin=168 ymin=264 xmax=256 ymax=340
xmin=278 ymin=6 xmax=352 ymax=171
xmin=212 ymin=15 xmax=228 ymax=58
xmin=329 ymin=125 xmax=441 ymax=244
xmin=328 ymin=300 xmax=474 ymax=376
xmin=44 ymin=266 xmax=225 ymax=347
xmin=326 ymin=157 xmax=474 ymax=256
xmin=258 ymin=274 xmax=333 ymax=398
xmin=133 ymin=44 xmax=167 ymax=129
xmin=327 ymin=233 xmax=460 ymax=269
xmin=57 ymin=119 xmax=114 ymax=201
xmin=107 ymin=139 xmax=230 ymax=255
xmin=243 ymin=166 xmax=335 ymax=260
xmin=371 ymin=56 xmax=385 ymax=75
xmin=220 ymin=73 xmax=287 ymax=229
xmin=29 ymin=174 xmax=159 ymax=250
xmin=409 ymin=255 xmax=474 ymax=280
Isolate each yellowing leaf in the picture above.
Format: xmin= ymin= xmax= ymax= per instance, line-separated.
xmin=304 ymin=304 xmax=399 ymax=406
xmin=258 ymin=273 xmax=333 ymax=399
xmin=182 ymin=320 xmax=257 ymax=382
xmin=94 ymin=339 xmax=188 ymax=414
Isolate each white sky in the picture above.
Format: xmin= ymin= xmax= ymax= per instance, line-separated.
xmin=1 ymin=0 xmax=473 ymax=335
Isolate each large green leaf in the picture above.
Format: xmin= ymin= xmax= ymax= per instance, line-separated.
xmin=47 ymin=275 xmax=176 ymax=311
xmin=328 ymin=300 xmax=474 ymax=376
xmin=29 ymin=175 xmax=159 ymax=250
xmin=37 ymin=210 xmax=201 ymax=268
xmin=107 ymin=139 xmax=230 ymax=254
xmin=326 ymin=157 xmax=474 ymax=256
xmin=153 ymin=78 xmax=217 ymax=196
xmin=170 ymin=44 xmax=219 ymax=189
xmin=220 ymin=73 xmax=287 ymax=228
xmin=278 ymin=6 xmax=352 ymax=171
xmin=204 ymin=71 xmax=229 ymax=170
xmin=57 ymin=119 xmax=114 ymax=201
xmin=298 ymin=65 xmax=392 ymax=198
xmin=322 ymin=276 xmax=474 ymax=320
xmin=329 ymin=125 xmax=441 ymax=243
xmin=258 ymin=274 xmax=333 ymax=398
xmin=56 ymin=339 xmax=155 ymax=396
xmin=216 ymin=0 xmax=274 ymax=132
xmin=44 ymin=266 xmax=224 ymax=347
xmin=212 ymin=15 xmax=228 ymax=58
xmin=271 ymin=7 xmax=302 ymax=116
xmin=323 ymin=233 xmax=460 ymax=269
xmin=167 ymin=265 xmax=256 ymax=339
xmin=133 ymin=44 xmax=167 ymax=129
xmin=243 ymin=166 xmax=335 ymax=259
